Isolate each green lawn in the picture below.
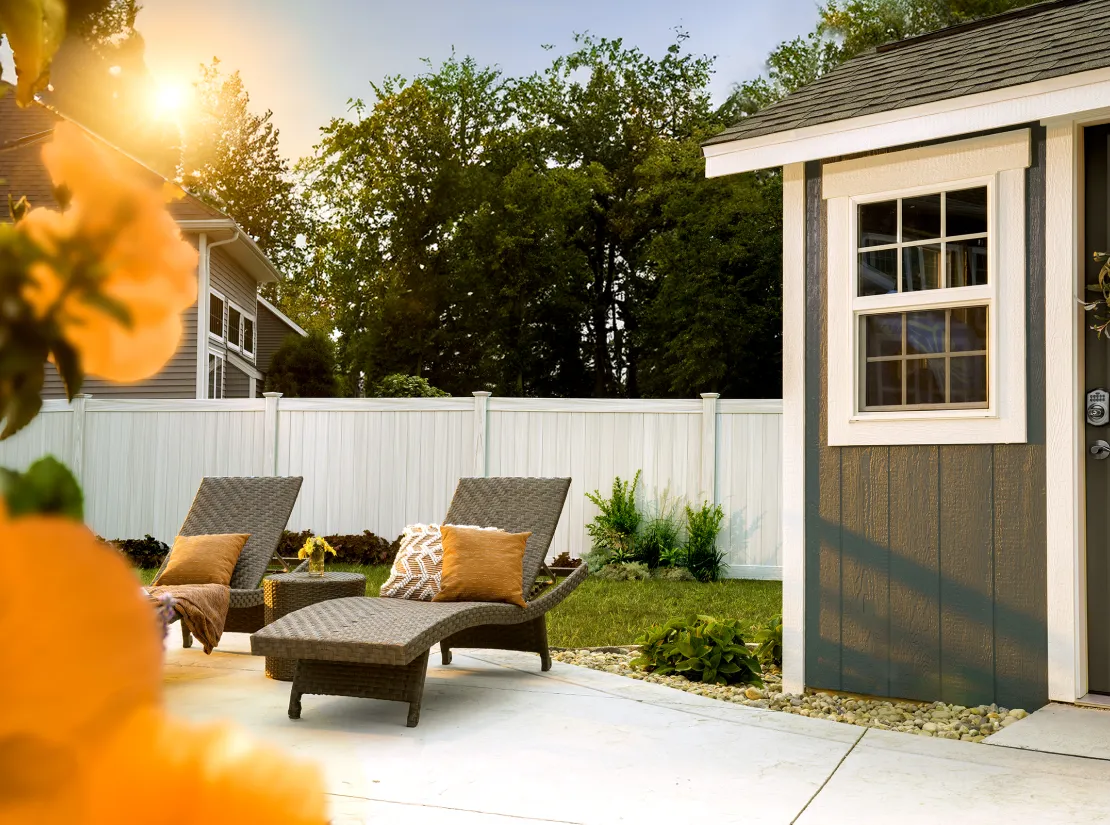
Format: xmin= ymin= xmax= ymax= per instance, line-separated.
xmin=141 ymin=564 xmax=782 ymax=648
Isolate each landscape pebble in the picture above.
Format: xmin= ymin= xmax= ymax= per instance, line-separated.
xmin=550 ymin=648 xmax=1028 ymax=742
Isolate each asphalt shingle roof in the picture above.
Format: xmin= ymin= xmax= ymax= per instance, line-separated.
xmin=705 ymin=0 xmax=1110 ymax=147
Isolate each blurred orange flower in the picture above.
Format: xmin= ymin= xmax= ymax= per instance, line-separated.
xmin=0 ymin=504 xmax=327 ymax=825
xmin=20 ymin=122 xmax=198 ymax=383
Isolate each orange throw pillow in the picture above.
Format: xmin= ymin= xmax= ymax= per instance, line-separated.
xmin=432 ymin=525 xmax=532 ymax=608
xmin=152 ymin=533 xmax=250 ymax=587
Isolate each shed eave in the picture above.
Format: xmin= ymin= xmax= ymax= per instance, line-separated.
xmin=704 ymin=65 xmax=1110 ymax=177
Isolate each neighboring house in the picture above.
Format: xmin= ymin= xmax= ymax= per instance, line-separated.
xmin=704 ymin=0 xmax=1110 ymax=712
xmin=0 ymin=84 xmax=307 ymax=399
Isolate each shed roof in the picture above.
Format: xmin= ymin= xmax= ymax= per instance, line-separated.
xmin=705 ymin=0 xmax=1109 ymax=147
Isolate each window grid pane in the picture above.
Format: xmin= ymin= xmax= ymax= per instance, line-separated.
xmin=861 ymin=307 xmax=987 ymax=410
xmin=857 ymin=186 xmax=988 ymax=297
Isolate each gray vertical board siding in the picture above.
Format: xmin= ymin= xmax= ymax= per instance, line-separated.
xmin=257 ymin=302 xmax=301 ymax=374
xmin=804 ymin=127 xmax=1048 ymax=710
xmin=887 ymin=446 xmax=941 ymax=700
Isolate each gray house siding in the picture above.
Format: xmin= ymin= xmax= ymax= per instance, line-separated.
xmin=257 ymin=301 xmax=300 ymax=374
xmin=42 ymin=237 xmax=200 ymax=399
xmin=210 ymin=247 xmax=257 ymax=316
xmin=225 ymin=362 xmax=252 ymax=398
xmin=803 ymin=126 xmax=1048 ymax=712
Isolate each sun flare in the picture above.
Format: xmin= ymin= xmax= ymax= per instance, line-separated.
xmin=151 ymin=81 xmax=189 ymax=121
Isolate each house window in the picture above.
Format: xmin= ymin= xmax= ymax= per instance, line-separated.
xmin=208 ymin=353 xmax=225 ymax=399
xmin=209 ymin=291 xmax=225 ymax=338
xmin=225 ymin=302 xmax=256 ymax=359
xmin=856 ymin=186 xmax=989 ymax=412
xmin=822 ymin=129 xmax=1030 ymax=446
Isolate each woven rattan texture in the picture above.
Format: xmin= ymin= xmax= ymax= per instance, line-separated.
xmin=290 ymin=651 xmax=431 ymax=726
xmin=263 ymin=572 xmax=366 ymax=680
xmin=444 ymin=477 xmax=570 ymax=593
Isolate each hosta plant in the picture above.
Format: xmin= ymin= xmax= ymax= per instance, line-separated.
xmin=631 ymin=614 xmax=762 ymax=686
xmin=753 ymin=614 xmax=783 ymax=668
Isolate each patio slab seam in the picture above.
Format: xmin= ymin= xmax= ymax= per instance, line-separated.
xmin=789 ymin=727 xmax=868 ymax=825
xmin=325 ymin=792 xmax=584 ymax=824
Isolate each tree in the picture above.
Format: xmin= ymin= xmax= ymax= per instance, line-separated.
xmin=182 ymin=62 xmax=301 ymax=261
xmin=369 ymin=374 xmax=449 ymax=398
xmin=264 ymin=333 xmax=340 ymax=398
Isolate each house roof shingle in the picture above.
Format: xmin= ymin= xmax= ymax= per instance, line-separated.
xmin=705 ymin=0 xmax=1110 ymax=147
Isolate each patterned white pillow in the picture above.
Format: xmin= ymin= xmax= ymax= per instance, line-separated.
xmin=379 ymin=523 xmax=503 ymax=600
xmin=380 ymin=524 xmax=443 ymax=600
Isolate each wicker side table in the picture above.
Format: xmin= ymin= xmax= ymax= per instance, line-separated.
xmin=262 ymin=571 xmax=366 ymax=681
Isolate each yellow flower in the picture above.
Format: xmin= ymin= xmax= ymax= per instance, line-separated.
xmin=298 ymin=536 xmax=337 ymax=559
xmin=0 ymin=504 xmax=327 ymax=825
xmin=19 ymin=122 xmax=199 ymax=383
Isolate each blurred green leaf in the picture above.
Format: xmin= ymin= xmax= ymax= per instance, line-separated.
xmin=1 ymin=455 xmax=84 ymax=520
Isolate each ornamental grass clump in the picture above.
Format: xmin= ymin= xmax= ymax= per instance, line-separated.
xmin=632 ymin=614 xmax=762 ymax=686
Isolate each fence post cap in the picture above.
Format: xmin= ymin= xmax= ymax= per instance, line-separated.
xmin=263 ymin=392 xmax=283 ymax=399
xmin=700 ymin=392 xmax=721 ymax=399
xmin=472 ymin=391 xmax=492 ymax=398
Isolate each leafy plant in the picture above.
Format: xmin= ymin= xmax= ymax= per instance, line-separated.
xmin=753 ymin=614 xmax=783 ymax=668
xmin=585 ymin=470 xmax=642 ymax=566
xmin=636 ymin=504 xmax=682 ymax=569
xmin=265 ymin=332 xmax=341 ymax=397
xmin=105 ymin=535 xmax=171 ymax=569
xmin=550 ymin=551 xmax=582 ymax=569
xmin=631 ymin=614 xmax=762 ymax=686
xmin=278 ymin=530 xmax=400 ymax=565
xmin=0 ymin=456 xmax=83 ymax=520
xmin=593 ymin=562 xmax=651 ymax=582
xmin=369 ymin=374 xmax=449 ymax=398
xmin=683 ymin=501 xmax=726 ymax=582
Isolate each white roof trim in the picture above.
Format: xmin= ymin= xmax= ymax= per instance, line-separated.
xmin=257 ymin=294 xmax=308 ymax=337
xmin=704 ymin=65 xmax=1110 ymax=177
xmin=176 ymin=220 xmax=283 ymax=286
xmin=226 ymin=349 xmax=263 ymax=380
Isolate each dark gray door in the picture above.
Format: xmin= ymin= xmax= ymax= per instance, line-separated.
xmin=1085 ymin=124 xmax=1110 ymax=695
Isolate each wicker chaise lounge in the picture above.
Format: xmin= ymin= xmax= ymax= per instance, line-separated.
xmin=155 ymin=476 xmax=304 ymax=647
xmin=250 ymin=476 xmax=588 ymax=727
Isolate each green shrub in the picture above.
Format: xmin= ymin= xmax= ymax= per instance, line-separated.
xmin=637 ymin=507 xmax=681 ymax=569
xmin=652 ymin=566 xmax=695 ymax=582
xmin=585 ymin=470 xmax=641 ymax=567
xmin=631 ymin=614 xmax=762 ymax=686
xmin=265 ymin=332 xmax=341 ymax=397
xmin=105 ymin=535 xmax=170 ymax=568
xmin=683 ymin=501 xmax=726 ymax=582
xmin=1 ymin=456 xmax=83 ymax=520
xmin=369 ymin=374 xmax=449 ymax=398
xmin=754 ymin=614 xmax=783 ymax=668
xmin=278 ymin=529 xmax=400 ymax=566
xmin=593 ymin=561 xmax=651 ymax=582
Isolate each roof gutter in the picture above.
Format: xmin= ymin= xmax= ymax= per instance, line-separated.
xmin=175 ymin=219 xmax=283 ymax=285
xmin=703 ymin=64 xmax=1110 ymax=177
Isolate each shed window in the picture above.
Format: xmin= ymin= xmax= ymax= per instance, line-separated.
xmin=822 ymin=128 xmax=1030 ymax=446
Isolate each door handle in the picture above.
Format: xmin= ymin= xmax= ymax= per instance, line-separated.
xmin=1091 ymin=440 xmax=1110 ymax=460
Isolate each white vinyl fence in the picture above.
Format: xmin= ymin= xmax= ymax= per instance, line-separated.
xmin=0 ymin=393 xmax=783 ymax=579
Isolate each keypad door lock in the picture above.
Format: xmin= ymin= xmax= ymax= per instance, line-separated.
xmin=1088 ymin=388 xmax=1110 ymax=426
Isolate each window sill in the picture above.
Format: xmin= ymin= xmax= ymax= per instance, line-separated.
xmin=830 ymin=411 xmax=1025 ymax=446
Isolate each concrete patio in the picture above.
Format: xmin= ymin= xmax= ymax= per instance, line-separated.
xmin=166 ymin=635 xmax=1110 ymax=824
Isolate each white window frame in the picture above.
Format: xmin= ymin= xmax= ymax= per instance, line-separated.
xmin=208 ymin=289 xmax=227 ymax=343
xmin=225 ymin=300 xmax=256 ymax=361
xmin=207 ymin=351 xmax=225 ymax=399
xmin=824 ymin=130 xmax=1030 ymax=446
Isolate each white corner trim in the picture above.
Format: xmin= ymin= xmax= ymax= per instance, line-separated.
xmin=195 ymin=233 xmax=209 ymax=399
xmin=826 ymin=158 xmax=1027 ymax=446
xmin=781 ymin=162 xmax=806 ymax=694
xmin=822 ymin=130 xmax=1031 ymax=200
xmin=1044 ymin=121 xmax=1086 ymax=703
xmin=704 ymin=66 xmax=1110 ymax=177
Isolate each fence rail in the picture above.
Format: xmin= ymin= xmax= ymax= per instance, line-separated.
xmin=0 ymin=393 xmax=784 ymax=579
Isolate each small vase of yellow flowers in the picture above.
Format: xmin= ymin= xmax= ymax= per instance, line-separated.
xmin=299 ymin=536 xmax=336 ymax=576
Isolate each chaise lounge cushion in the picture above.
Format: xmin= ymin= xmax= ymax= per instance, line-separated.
xmin=251 ymin=596 xmax=525 ymax=667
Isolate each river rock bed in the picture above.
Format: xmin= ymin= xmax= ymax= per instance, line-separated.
xmin=550 ymin=648 xmax=1028 ymax=742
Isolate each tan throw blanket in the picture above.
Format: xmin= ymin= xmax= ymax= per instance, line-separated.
xmin=148 ymin=584 xmax=230 ymax=654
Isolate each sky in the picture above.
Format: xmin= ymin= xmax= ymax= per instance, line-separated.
xmin=134 ymin=0 xmax=819 ymax=160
